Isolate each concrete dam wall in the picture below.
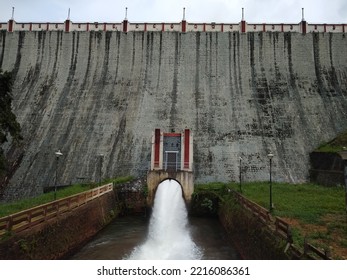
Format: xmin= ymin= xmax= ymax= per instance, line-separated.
xmin=0 ymin=30 xmax=347 ymax=200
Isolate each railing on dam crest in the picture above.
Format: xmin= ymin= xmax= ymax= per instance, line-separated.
xmin=0 ymin=19 xmax=346 ymax=34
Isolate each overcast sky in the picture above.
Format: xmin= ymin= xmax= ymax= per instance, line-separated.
xmin=1 ymin=0 xmax=346 ymax=24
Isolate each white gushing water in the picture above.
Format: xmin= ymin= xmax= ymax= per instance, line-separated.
xmin=128 ymin=179 xmax=202 ymax=260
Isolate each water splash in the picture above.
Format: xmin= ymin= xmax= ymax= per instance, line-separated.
xmin=128 ymin=179 xmax=202 ymax=260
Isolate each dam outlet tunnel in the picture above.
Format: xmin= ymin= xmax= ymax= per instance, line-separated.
xmin=147 ymin=129 xmax=194 ymax=206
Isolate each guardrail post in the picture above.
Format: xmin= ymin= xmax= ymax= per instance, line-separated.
xmin=324 ymin=248 xmax=331 ymax=259
xmin=7 ymin=216 xmax=13 ymax=231
xmin=27 ymin=210 xmax=32 ymax=225
xmin=43 ymin=205 xmax=47 ymax=221
xmin=56 ymin=201 xmax=60 ymax=215
xmin=303 ymin=237 xmax=308 ymax=256
xmin=286 ymin=227 xmax=293 ymax=243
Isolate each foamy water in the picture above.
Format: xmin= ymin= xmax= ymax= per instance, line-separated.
xmin=128 ymin=179 xmax=202 ymax=260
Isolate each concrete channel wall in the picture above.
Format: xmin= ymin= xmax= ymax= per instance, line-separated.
xmin=0 ymin=30 xmax=347 ymax=201
xmin=0 ymin=187 xmax=117 ymax=259
xmin=218 ymin=191 xmax=331 ymax=259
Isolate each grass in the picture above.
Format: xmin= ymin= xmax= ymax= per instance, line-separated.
xmin=316 ymin=131 xmax=347 ymax=153
xmin=0 ymin=176 xmax=134 ymax=218
xmin=227 ymin=182 xmax=347 ymax=259
xmin=103 ymin=176 xmax=134 ymax=185
xmin=228 ymin=182 xmax=345 ymax=223
xmin=195 ymin=182 xmax=229 ymax=193
xmin=0 ymin=184 xmax=92 ymax=218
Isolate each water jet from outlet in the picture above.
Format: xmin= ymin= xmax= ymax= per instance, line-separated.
xmin=128 ymin=179 xmax=202 ymax=260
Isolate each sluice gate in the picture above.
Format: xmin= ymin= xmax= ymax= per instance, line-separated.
xmin=147 ymin=129 xmax=194 ymax=206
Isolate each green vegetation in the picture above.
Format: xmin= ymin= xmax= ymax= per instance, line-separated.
xmin=0 ymin=184 xmax=91 ymax=218
xmin=228 ymin=182 xmax=345 ymax=224
xmin=230 ymin=182 xmax=346 ymax=257
xmin=102 ymin=176 xmax=134 ymax=185
xmin=193 ymin=181 xmax=347 ymax=259
xmin=190 ymin=182 xmax=229 ymax=216
xmin=316 ymin=131 xmax=347 ymax=153
xmin=0 ymin=70 xmax=22 ymax=176
xmin=0 ymin=176 xmax=133 ymax=218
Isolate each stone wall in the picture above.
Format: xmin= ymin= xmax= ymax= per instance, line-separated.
xmin=0 ymin=30 xmax=347 ymax=200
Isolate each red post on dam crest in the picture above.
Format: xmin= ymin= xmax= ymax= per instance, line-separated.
xmin=301 ymin=21 xmax=307 ymax=34
xmin=154 ymin=128 xmax=161 ymax=168
xmin=64 ymin=20 xmax=70 ymax=32
xmin=181 ymin=20 xmax=187 ymax=32
xmin=241 ymin=20 xmax=246 ymax=33
xmin=123 ymin=20 xmax=128 ymax=32
xmin=184 ymin=129 xmax=190 ymax=169
xmin=8 ymin=19 xmax=14 ymax=32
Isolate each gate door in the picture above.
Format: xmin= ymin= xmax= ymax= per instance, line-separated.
xmin=165 ymin=151 xmax=179 ymax=172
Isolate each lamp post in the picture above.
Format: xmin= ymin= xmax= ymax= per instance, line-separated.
xmin=54 ymin=150 xmax=63 ymax=200
xmin=267 ymin=152 xmax=274 ymax=211
xmin=239 ymin=157 xmax=242 ymax=193
xmin=344 ymin=158 xmax=347 ymax=218
xmin=339 ymin=147 xmax=347 ymax=219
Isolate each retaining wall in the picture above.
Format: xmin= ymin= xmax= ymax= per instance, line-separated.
xmin=218 ymin=191 xmax=331 ymax=259
xmin=0 ymin=189 xmax=117 ymax=259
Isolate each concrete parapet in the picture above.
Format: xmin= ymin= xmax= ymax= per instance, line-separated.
xmin=1 ymin=20 xmax=346 ymax=34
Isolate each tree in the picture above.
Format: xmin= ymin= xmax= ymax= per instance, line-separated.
xmin=0 ymin=69 xmax=22 ymax=175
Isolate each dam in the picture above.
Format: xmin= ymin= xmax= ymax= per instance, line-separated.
xmin=0 ymin=16 xmax=347 ymax=201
